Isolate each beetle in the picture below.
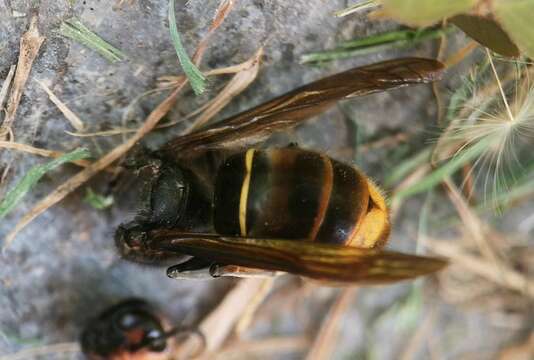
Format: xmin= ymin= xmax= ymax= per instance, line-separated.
xmin=80 ymin=299 xmax=204 ymax=360
xmin=80 ymin=299 xmax=175 ymax=360
xmin=115 ymin=57 xmax=448 ymax=284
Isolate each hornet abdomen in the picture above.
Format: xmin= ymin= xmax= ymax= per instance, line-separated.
xmin=214 ymin=148 xmax=390 ymax=248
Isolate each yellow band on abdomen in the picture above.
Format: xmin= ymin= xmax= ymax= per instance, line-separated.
xmin=239 ymin=149 xmax=255 ymax=236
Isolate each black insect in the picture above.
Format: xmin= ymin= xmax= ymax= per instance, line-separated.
xmin=80 ymin=299 xmax=173 ymax=360
xmin=115 ymin=57 xmax=448 ymax=284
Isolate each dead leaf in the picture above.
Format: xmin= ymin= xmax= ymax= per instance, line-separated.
xmin=451 ymin=14 xmax=520 ymax=57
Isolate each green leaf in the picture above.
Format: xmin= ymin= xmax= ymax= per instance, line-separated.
xmin=83 ymin=188 xmax=114 ymax=210
xmin=451 ymin=14 xmax=520 ymax=57
xmin=381 ymin=0 xmax=476 ymax=26
xmin=493 ymin=0 xmax=534 ymax=59
xmin=168 ymin=0 xmax=206 ymax=95
xmin=59 ymin=18 xmax=126 ymax=63
xmin=0 ymin=148 xmax=91 ymax=218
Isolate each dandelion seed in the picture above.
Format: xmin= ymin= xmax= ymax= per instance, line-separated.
xmin=434 ymin=54 xmax=534 ymax=210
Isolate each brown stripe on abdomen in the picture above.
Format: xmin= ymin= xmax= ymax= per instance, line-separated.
xmin=315 ymin=160 xmax=369 ymax=245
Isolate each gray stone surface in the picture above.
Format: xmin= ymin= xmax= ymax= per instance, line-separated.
xmin=1 ymin=1 xmax=531 ymax=359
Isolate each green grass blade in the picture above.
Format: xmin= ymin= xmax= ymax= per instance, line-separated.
xmin=301 ymin=27 xmax=454 ymax=64
xmin=83 ymin=187 xmax=114 ymax=210
xmin=0 ymin=148 xmax=91 ymax=218
xmin=394 ymin=139 xmax=490 ymax=200
xmin=168 ymin=0 xmax=206 ymax=95
xmin=59 ymin=18 xmax=125 ymax=63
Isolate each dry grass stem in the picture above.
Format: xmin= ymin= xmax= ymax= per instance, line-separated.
xmin=443 ymin=179 xmax=500 ymax=265
xmin=444 ymin=41 xmax=479 ymax=68
xmin=235 ymin=276 xmax=273 ymax=335
xmin=158 ymin=53 xmax=265 ymax=89
xmin=461 ymin=163 xmax=475 ymax=201
xmin=191 ymin=0 xmax=235 ymax=63
xmin=186 ymin=47 xmax=263 ymax=133
xmin=194 ymin=336 xmax=310 ymax=360
xmin=0 ymin=141 xmax=118 ymax=174
xmin=305 ymin=288 xmax=357 ymax=360
xmin=0 ymin=342 xmax=80 ymax=360
xmin=358 ymin=132 xmax=409 ymax=154
xmin=0 ymin=65 xmax=16 ymax=111
xmin=390 ymin=165 xmax=430 ymax=219
xmin=400 ymin=308 xmax=437 ymax=360
xmin=36 ymin=79 xmax=85 ymax=131
xmin=174 ymin=279 xmax=268 ymax=359
xmin=427 ymin=239 xmax=534 ymax=298
xmin=0 ymin=16 xmax=45 ymax=140
xmin=0 ymin=140 xmax=93 ymax=168
xmin=65 ymin=128 xmax=138 ymax=137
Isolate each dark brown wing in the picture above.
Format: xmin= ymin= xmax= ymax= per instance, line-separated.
xmin=146 ymin=230 xmax=448 ymax=284
xmin=159 ymin=57 xmax=444 ymax=158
